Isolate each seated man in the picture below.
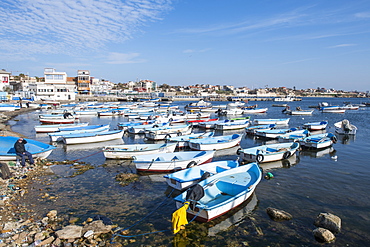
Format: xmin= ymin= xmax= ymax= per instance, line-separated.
xmin=14 ymin=138 xmax=34 ymax=167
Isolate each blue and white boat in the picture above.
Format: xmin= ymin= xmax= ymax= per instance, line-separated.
xmin=144 ymin=124 xmax=192 ymax=140
xmin=302 ymin=121 xmax=328 ymax=130
xmin=300 ymin=133 xmax=337 ymax=149
xmin=255 ymin=127 xmax=298 ymax=139
xmin=133 ymin=150 xmax=215 ymax=173
xmin=0 ymin=136 xmax=56 ymax=161
xmin=48 ymin=124 xmax=110 ymax=142
xmin=277 ymin=129 xmax=310 ymax=142
xmin=174 ymin=162 xmax=262 ymax=222
xmin=166 ymin=132 xmax=215 ymax=148
xmin=237 ymin=142 xmax=300 ymax=163
xmin=127 ymin=122 xmax=169 ymax=134
xmin=34 ymin=122 xmax=89 ymax=133
xmin=164 ymin=159 xmax=239 ymax=190
xmin=188 ymin=134 xmax=243 ymax=151
xmin=0 ymin=103 xmax=21 ymax=112
xmin=245 ymin=124 xmax=276 ymax=135
xmin=102 ymin=143 xmax=177 ymax=159
xmin=253 ymin=118 xmax=290 ymax=125
xmin=62 ymin=130 xmax=124 ymax=145
xmin=214 ymin=119 xmax=251 ymax=130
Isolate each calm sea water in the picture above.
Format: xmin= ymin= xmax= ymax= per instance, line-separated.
xmin=10 ymin=97 xmax=370 ymax=246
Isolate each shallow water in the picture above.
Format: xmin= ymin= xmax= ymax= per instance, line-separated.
xmin=10 ymin=97 xmax=370 ymax=246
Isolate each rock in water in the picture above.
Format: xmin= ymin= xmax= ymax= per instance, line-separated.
xmin=313 ymin=227 xmax=336 ymax=243
xmin=266 ymin=207 xmax=293 ymax=221
xmin=314 ymin=212 xmax=341 ymax=233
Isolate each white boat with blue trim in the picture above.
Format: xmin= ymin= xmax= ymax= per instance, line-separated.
xmin=174 ymin=162 xmax=262 ymax=222
xmin=62 ymin=130 xmax=124 ymax=145
xmin=48 ymin=124 xmax=110 ymax=142
xmin=188 ymin=134 xmax=243 ymax=151
xmin=102 ymin=143 xmax=177 ymax=159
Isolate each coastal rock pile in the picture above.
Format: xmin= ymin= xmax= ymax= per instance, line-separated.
xmin=313 ymin=212 xmax=341 ymax=243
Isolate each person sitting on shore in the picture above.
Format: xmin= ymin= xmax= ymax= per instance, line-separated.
xmin=14 ymin=137 xmax=34 ymax=167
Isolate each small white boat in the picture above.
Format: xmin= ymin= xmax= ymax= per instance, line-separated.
xmin=214 ymin=119 xmax=250 ymax=130
xmin=166 ymin=132 xmax=215 ymax=148
xmin=198 ymin=117 xmax=250 ymax=129
xmin=277 ymin=129 xmax=310 ymax=142
xmin=286 ymin=109 xmax=314 ymax=115
xmin=174 ymin=162 xmax=262 ymax=222
xmin=302 ymin=121 xmax=328 ymax=130
xmin=237 ymin=142 xmax=300 ymax=163
xmin=185 ymin=100 xmax=213 ymax=110
xmin=127 ymin=122 xmax=169 ymax=134
xmin=242 ymin=107 xmax=268 ymax=114
xmin=133 ymin=150 xmax=215 ymax=173
xmin=188 ymin=134 xmax=243 ymax=151
xmin=34 ymin=122 xmax=89 ymax=133
xmin=0 ymin=103 xmax=21 ymax=112
xmin=102 ymin=143 xmax=177 ymax=159
xmin=253 ymin=118 xmax=290 ymax=125
xmin=62 ymin=130 xmax=124 ymax=145
xmin=320 ymin=106 xmax=346 ymax=113
xmin=39 ymin=116 xmax=77 ymax=124
xmin=245 ymin=124 xmax=276 ymax=135
xmin=255 ymin=127 xmax=298 ymax=139
xmin=334 ymin=119 xmax=357 ymax=135
xmin=0 ymin=136 xmax=56 ymax=161
xmin=145 ymin=125 xmax=193 ymax=140
xmin=48 ymin=124 xmax=110 ymax=142
xmin=300 ymin=133 xmax=337 ymax=149
xmin=164 ymin=160 xmax=239 ymax=191
xmin=98 ymin=109 xmax=124 ymax=116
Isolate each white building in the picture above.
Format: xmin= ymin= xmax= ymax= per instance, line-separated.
xmin=0 ymin=69 xmax=11 ymax=91
xmin=29 ymin=68 xmax=76 ymax=101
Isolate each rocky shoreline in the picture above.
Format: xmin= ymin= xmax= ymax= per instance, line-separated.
xmin=0 ymin=109 xmax=122 ymax=246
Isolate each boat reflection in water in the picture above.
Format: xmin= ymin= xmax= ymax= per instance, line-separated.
xmin=207 ymin=193 xmax=258 ymax=236
xmin=257 ymin=153 xmax=299 ymax=171
xmin=337 ymin=134 xmax=356 ymax=145
xmin=299 ymin=146 xmax=336 ymax=159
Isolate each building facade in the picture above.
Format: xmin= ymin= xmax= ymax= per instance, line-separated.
xmin=77 ymin=70 xmax=91 ymax=94
xmin=0 ymin=69 xmax=11 ymax=91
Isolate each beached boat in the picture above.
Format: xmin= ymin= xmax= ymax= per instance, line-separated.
xmin=173 ymin=162 xmax=262 ymax=222
xmin=237 ymin=142 xmax=300 ymax=163
xmin=300 ymin=133 xmax=337 ymax=149
xmin=255 ymin=127 xmax=298 ymax=139
xmin=188 ymin=134 xmax=242 ymax=151
xmin=164 ymin=159 xmax=239 ymax=191
xmin=166 ymin=132 xmax=215 ymax=148
xmin=34 ymin=122 xmax=89 ymax=133
xmin=253 ymin=118 xmax=290 ymax=125
xmin=62 ymin=130 xmax=124 ymax=145
xmin=102 ymin=143 xmax=177 ymax=159
xmin=0 ymin=136 xmax=56 ymax=161
xmin=245 ymin=124 xmax=276 ymax=135
xmin=277 ymin=129 xmax=310 ymax=142
xmin=133 ymin=150 xmax=215 ymax=173
xmin=48 ymin=124 xmax=110 ymax=142
xmin=334 ymin=119 xmax=357 ymax=135
xmin=214 ymin=119 xmax=250 ymax=130
xmin=302 ymin=121 xmax=328 ymax=130
xmin=0 ymin=103 xmax=21 ymax=112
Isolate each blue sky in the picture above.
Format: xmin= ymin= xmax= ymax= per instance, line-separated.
xmin=1 ymin=0 xmax=369 ymax=91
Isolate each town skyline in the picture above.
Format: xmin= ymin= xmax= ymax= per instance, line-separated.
xmin=1 ymin=1 xmax=370 ymax=91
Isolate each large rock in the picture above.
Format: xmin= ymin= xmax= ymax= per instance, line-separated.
xmin=266 ymin=207 xmax=293 ymax=221
xmin=313 ymin=227 xmax=336 ymax=243
xmin=83 ymin=220 xmax=113 ymax=236
xmin=314 ymin=212 xmax=341 ymax=233
xmin=55 ymin=225 xmax=83 ymax=240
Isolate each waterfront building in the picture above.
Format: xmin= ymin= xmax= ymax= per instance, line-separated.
xmin=0 ymin=69 xmax=11 ymax=91
xmin=77 ymin=70 xmax=91 ymax=95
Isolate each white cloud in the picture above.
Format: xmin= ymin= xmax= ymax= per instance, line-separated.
xmin=355 ymin=12 xmax=370 ymax=18
xmin=106 ymin=52 xmax=146 ymax=64
xmin=0 ymin=0 xmax=172 ymax=55
xmin=328 ymin=44 xmax=357 ymax=48
xmin=183 ymin=48 xmax=211 ymax=53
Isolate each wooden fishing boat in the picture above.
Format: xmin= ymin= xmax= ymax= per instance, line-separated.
xmin=127 ymin=122 xmax=169 ymax=134
xmin=0 ymin=136 xmax=56 ymax=161
xmin=198 ymin=117 xmax=250 ymax=129
xmin=277 ymin=129 xmax=310 ymax=142
xmin=334 ymin=119 xmax=357 ymax=135
xmin=302 ymin=121 xmax=328 ymax=130
xmin=34 ymin=122 xmax=89 ymax=133
xmin=48 ymin=124 xmax=110 ymax=142
xmin=255 ymin=127 xmax=298 ymax=139
xmin=237 ymin=142 xmax=300 ymax=163
xmin=300 ymin=133 xmax=337 ymax=149
xmin=39 ymin=116 xmax=77 ymax=124
xmin=62 ymin=130 xmax=124 ymax=145
xmin=188 ymin=134 xmax=243 ymax=151
xmin=145 ymin=125 xmax=193 ymax=140
xmin=245 ymin=124 xmax=276 ymax=135
xmin=241 ymin=107 xmax=268 ymax=114
xmin=166 ymin=132 xmax=215 ymax=148
xmin=174 ymin=162 xmax=262 ymax=222
xmin=253 ymin=118 xmax=290 ymax=125
xmin=320 ymin=106 xmax=346 ymax=113
xmin=133 ymin=150 xmax=215 ymax=173
xmin=214 ymin=119 xmax=250 ymax=130
xmin=164 ymin=159 xmax=239 ymax=191
xmin=285 ymin=109 xmax=314 ymax=115
xmin=102 ymin=143 xmax=177 ymax=159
